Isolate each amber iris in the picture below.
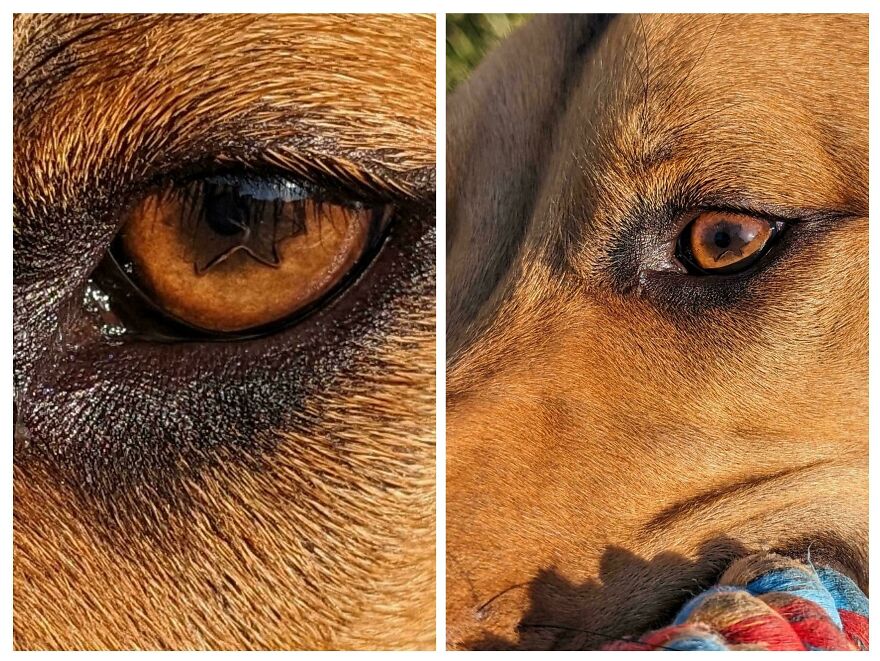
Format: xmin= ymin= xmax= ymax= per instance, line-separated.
xmin=686 ymin=211 xmax=775 ymax=273
xmin=117 ymin=177 xmax=384 ymax=333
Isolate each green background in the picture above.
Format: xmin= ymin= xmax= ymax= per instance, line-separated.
xmin=446 ymin=14 xmax=530 ymax=92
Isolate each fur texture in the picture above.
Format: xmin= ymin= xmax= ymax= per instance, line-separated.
xmin=14 ymin=14 xmax=436 ymax=650
xmin=446 ymin=14 xmax=866 ymax=650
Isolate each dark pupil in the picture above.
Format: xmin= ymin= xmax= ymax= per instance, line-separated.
xmin=204 ymin=186 xmax=252 ymax=236
xmin=713 ymin=229 xmax=732 ymax=249
xmin=181 ymin=179 xmax=310 ymax=274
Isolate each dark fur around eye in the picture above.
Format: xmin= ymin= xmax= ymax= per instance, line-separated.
xmin=605 ymin=200 xmax=848 ymax=317
xmin=13 ymin=159 xmax=435 ymax=521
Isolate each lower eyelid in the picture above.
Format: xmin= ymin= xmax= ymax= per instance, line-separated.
xmin=640 ymin=227 xmax=799 ymax=312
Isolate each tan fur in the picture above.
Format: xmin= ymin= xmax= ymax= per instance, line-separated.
xmin=446 ymin=14 xmax=866 ymax=650
xmin=14 ymin=14 xmax=435 ymax=650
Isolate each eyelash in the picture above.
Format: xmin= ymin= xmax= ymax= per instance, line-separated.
xmin=157 ymin=175 xmax=369 ymax=273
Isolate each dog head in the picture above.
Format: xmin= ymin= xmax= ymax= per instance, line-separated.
xmin=14 ymin=14 xmax=435 ymax=649
xmin=447 ymin=14 xmax=866 ymax=649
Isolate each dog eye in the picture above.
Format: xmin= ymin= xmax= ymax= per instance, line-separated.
xmin=676 ymin=211 xmax=784 ymax=275
xmin=88 ymin=175 xmax=391 ymax=338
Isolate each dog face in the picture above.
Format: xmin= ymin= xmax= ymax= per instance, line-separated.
xmin=447 ymin=14 xmax=866 ymax=649
xmin=14 ymin=14 xmax=435 ymax=649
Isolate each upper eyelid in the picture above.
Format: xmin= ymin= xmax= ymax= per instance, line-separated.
xmin=137 ymin=150 xmax=435 ymax=218
xmin=16 ymin=125 xmax=434 ymax=226
xmin=246 ymin=150 xmax=435 ymax=203
xmin=609 ymin=195 xmax=849 ymax=247
xmin=160 ymin=160 xmax=399 ymax=204
xmin=28 ymin=150 xmax=426 ymax=233
xmin=676 ymin=197 xmax=856 ymax=228
xmin=638 ymin=200 xmax=852 ymax=247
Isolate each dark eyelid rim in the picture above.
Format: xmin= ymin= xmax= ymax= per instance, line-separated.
xmin=674 ymin=214 xmax=783 ymax=276
xmin=43 ymin=138 xmax=432 ymax=343
xmin=137 ymin=151 xmax=433 ymax=210
xmin=72 ymin=149 xmax=431 ymax=254
xmin=615 ymin=192 xmax=853 ymax=254
xmin=606 ymin=192 xmax=856 ymax=296
xmin=663 ymin=200 xmax=853 ymax=273
xmin=650 ymin=198 xmax=850 ymax=264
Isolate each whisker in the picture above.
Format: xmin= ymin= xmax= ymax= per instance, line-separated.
xmin=674 ymin=15 xmax=726 ymax=97
xmin=475 ymin=580 xmax=534 ymax=617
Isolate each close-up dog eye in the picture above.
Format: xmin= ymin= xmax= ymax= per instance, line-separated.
xmin=675 ymin=211 xmax=784 ymax=275
xmin=15 ymin=12 xmax=436 ymax=651
xmin=89 ymin=174 xmax=392 ymax=338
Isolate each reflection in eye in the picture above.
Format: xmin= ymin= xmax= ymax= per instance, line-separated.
xmin=677 ymin=211 xmax=784 ymax=275
xmin=94 ymin=175 xmax=391 ymax=336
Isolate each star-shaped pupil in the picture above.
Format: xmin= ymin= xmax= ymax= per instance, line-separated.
xmin=183 ymin=181 xmax=308 ymax=274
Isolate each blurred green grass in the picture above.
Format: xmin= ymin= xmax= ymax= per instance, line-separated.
xmin=446 ymin=14 xmax=530 ymax=92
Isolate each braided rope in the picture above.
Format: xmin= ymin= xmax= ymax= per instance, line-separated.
xmin=604 ymin=552 xmax=868 ymax=650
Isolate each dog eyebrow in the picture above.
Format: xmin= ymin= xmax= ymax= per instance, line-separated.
xmin=19 ymin=15 xmax=156 ymax=89
xmin=14 ymin=14 xmax=436 ymax=214
xmin=14 ymin=14 xmax=114 ymax=99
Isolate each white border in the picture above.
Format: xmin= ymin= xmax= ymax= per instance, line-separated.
xmin=866 ymin=6 xmax=876 ymax=655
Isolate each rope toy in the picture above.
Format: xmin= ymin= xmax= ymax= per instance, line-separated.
xmin=604 ymin=552 xmax=868 ymax=650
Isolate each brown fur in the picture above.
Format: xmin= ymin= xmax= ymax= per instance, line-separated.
xmin=446 ymin=14 xmax=866 ymax=650
xmin=14 ymin=14 xmax=435 ymax=650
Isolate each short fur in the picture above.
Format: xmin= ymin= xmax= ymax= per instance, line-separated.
xmin=446 ymin=14 xmax=866 ymax=650
xmin=14 ymin=14 xmax=436 ymax=650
